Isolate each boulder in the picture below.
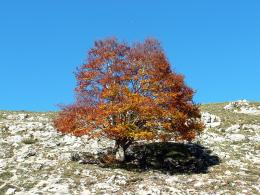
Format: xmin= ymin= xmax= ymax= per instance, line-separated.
xmin=201 ymin=112 xmax=221 ymax=127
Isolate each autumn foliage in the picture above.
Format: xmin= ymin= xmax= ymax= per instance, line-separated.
xmin=54 ymin=38 xmax=204 ymax=160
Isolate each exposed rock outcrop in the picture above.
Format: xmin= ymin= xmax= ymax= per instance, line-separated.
xmin=201 ymin=112 xmax=221 ymax=127
xmin=224 ymin=99 xmax=260 ymax=115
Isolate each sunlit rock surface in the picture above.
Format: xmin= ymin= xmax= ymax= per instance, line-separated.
xmin=224 ymin=99 xmax=260 ymax=115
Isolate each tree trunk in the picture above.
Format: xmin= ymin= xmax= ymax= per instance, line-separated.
xmin=114 ymin=138 xmax=133 ymax=162
xmin=115 ymin=145 xmax=125 ymax=162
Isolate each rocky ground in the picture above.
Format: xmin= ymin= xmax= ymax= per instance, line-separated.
xmin=0 ymin=100 xmax=259 ymax=195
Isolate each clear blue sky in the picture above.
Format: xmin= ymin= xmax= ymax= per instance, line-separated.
xmin=0 ymin=0 xmax=259 ymax=111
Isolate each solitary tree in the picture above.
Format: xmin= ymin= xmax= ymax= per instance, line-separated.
xmin=54 ymin=38 xmax=204 ymax=162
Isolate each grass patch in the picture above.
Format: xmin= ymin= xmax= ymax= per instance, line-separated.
xmin=0 ymin=171 xmax=13 ymax=180
xmin=0 ymin=144 xmax=14 ymax=158
xmin=62 ymin=161 xmax=85 ymax=178
xmin=22 ymin=181 xmax=37 ymax=190
xmin=22 ymin=138 xmax=37 ymax=145
xmin=200 ymin=103 xmax=260 ymax=128
xmin=0 ymin=127 xmax=11 ymax=137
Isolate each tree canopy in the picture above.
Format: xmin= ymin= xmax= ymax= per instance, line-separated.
xmin=54 ymin=38 xmax=204 ymax=161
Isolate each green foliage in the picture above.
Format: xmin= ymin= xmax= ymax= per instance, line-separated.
xmin=22 ymin=138 xmax=37 ymax=145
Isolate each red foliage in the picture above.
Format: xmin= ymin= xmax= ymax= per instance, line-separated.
xmin=54 ymin=37 xmax=204 ymax=151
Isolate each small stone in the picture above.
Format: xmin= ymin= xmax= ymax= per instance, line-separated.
xmin=6 ymin=188 xmax=16 ymax=195
xmin=194 ymin=181 xmax=204 ymax=187
xmin=227 ymin=134 xmax=245 ymax=142
xmin=24 ymin=150 xmax=36 ymax=158
xmin=225 ymin=170 xmax=232 ymax=175
xmin=81 ymin=189 xmax=91 ymax=195
xmin=74 ymin=170 xmax=81 ymax=175
xmin=32 ymin=163 xmax=44 ymax=170
xmin=9 ymin=135 xmax=23 ymax=143
xmin=0 ymin=159 xmax=6 ymax=168
xmin=226 ymin=124 xmax=240 ymax=133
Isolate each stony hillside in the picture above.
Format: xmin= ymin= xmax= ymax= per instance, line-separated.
xmin=0 ymin=100 xmax=259 ymax=195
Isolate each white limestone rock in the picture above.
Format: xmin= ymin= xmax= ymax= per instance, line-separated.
xmin=225 ymin=124 xmax=240 ymax=133
xmin=199 ymin=132 xmax=226 ymax=143
xmin=201 ymin=112 xmax=221 ymax=127
xmin=8 ymin=135 xmax=23 ymax=143
xmin=6 ymin=113 xmax=28 ymax=121
xmin=224 ymin=100 xmax=260 ymax=115
xmin=242 ymin=124 xmax=260 ymax=130
xmin=5 ymin=188 xmax=16 ymax=195
xmin=224 ymin=99 xmax=249 ymax=110
xmin=226 ymin=134 xmax=246 ymax=142
xmin=0 ymin=159 xmax=7 ymax=169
